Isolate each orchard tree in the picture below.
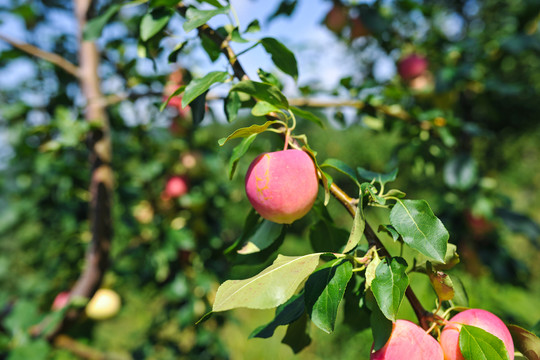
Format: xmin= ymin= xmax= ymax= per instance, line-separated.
xmin=1 ymin=0 xmax=540 ymax=359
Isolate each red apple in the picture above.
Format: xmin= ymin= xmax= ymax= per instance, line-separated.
xmin=370 ymin=320 xmax=444 ymax=359
xmin=397 ymin=54 xmax=429 ymax=80
xmin=51 ymin=291 xmax=70 ymax=311
xmin=350 ymin=16 xmax=370 ymax=39
xmin=440 ymin=309 xmax=514 ymax=360
xmin=245 ymin=149 xmax=318 ymax=224
xmin=165 ymin=176 xmax=189 ymax=199
xmin=324 ymin=4 xmax=348 ymax=34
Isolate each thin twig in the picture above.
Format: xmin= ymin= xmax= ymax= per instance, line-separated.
xmin=0 ymin=33 xmax=79 ymax=77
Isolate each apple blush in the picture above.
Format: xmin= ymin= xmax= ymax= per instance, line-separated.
xmin=245 ymin=149 xmax=318 ymax=224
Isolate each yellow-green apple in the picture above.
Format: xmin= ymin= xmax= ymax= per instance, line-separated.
xmin=85 ymin=289 xmax=121 ymax=320
xmin=245 ymin=149 xmax=318 ymax=224
xmin=440 ymin=309 xmax=514 ymax=360
xmin=370 ymin=319 xmax=444 ymax=359
xmin=398 ymin=54 xmax=428 ymax=80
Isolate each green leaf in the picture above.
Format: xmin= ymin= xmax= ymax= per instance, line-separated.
xmin=371 ymin=257 xmax=409 ymax=321
xmin=238 ymin=220 xmax=284 ymax=255
xmin=281 ymin=312 xmax=311 ymax=353
xmin=343 ymin=189 xmax=365 ymax=253
xmin=451 ymin=275 xmax=469 ymax=307
xmin=258 ymin=68 xmax=283 ymax=89
xmin=267 ymin=0 xmax=298 ymax=22
xmin=7 ymin=339 xmax=50 ymax=360
xmin=289 ymin=106 xmax=325 ymax=128
xmin=305 ymin=259 xmax=353 ymax=333
xmin=366 ymin=289 xmax=393 ymax=351
xmin=190 ymin=91 xmax=207 ymax=126
xmin=182 ymin=71 xmax=229 ymax=108
xmin=224 ymin=91 xmax=241 ymax=123
xmin=251 ymin=101 xmax=281 ymax=117
xmin=321 ymin=159 xmax=359 ymax=185
xmin=508 ymin=324 xmax=540 ymax=360
xmin=218 ymin=120 xmax=280 ymax=146
xmin=249 ymin=293 xmax=305 ymax=338
xmin=231 ymin=27 xmax=249 ymax=43
xmin=260 ymin=37 xmax=298 ymax=80
xmin=389 ymin=199 xmax=449 ymax=263
xmin=83 ymin=4 xmax=121 ymax=40
xmin=183 ymin=6 xmax=230 ymax=33
xmin=212 ymin=253 xmax=321 ymax=311
xmin=200 ymin=34 xmax=221 ymax=62
xmin=459 ymin=325 xmax=510 ymax=360
xmin=140 ymin=8 xmax=172 ymax=41
xmin=245 ymin=19 xmax=261 ymax=33
xmin=444 ymin=154 xmax=479 ymax=191
xmin=357 ymin=167 xmax=398 ymax=186
xmin=228 ymin=134 xmax=256 ymax=179
xmin=230 ymin=80 xmax=289 ymax=109
xmin=309 ymin=220 xmax=349 ymax=253
xmin=199 ymin=0 xmax=224 ymax=8
xmin=378 ymin=224 xmax=401 ymax=242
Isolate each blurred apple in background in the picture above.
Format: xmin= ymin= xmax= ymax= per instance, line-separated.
xmin=164 ymin=176 xmax=189 ymax=199
xmin=398 ymin=54 xmax=429 ymax=80
xmin=85 ymin=289 xmax=121 ymax=320
xmin=350 ymin=16 xmax=370 ymax=39
xmin=324 ymin=3 xmax=348 ymax=34
xmin=51 ymin=291 xmax=70 ymax=311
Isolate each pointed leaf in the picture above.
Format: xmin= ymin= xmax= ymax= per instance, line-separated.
xmin=224 ymin=91 xmax=241 ymax=123
xmin=508 ymin=324 xmax=540 ymax=360
xmin=218 ymin=120 xmax=280 ymax=146
xmin=182 ymin=71 xmax=229 ymax=108
xmin=371 ymin=257 xmax=409 ymax=321
xmin=238 ymin=220 xmax=284 ymax=255
xmin=390 ymin=199 xmax=449 ymax=263
xmin=305 ymin=259 xmax=353 ymax=333
xmin=212 ymin=253 xmax=321 ymax=311
xmin=160 ymin=85 xmax=186 ymax=112
xmin=357 ymin=167 xmax=398 ymax=186
xmin=366 ymin=289 xmax=393 ymax=351
xmin=459 ymin=325 xmax=510 ymax=360
xmin=83 ymin=4 xmax=121 ymax=40
xmin=289 ymin=106 xmax=324 ymax=128
xmin=245 ymin=19 xmax=261 ymax=33
xmin=249 ymin=293 xmax=305 ymax=338
xmin=190 ymin=91 xmax=207 ymax=126
xmin=183 ymin=6 xmax=230 ymax=33
xmin=343 ymin=193 xmax=365 ymax=253
xmin=251 ymin=101 xmax=281 ymax=117
xmin=228 ymin=134 xmax=257 ymax=179
xmin=140 ymin=8 xmax=173 ymax=41
xmin=260 ymin=37 xmax=298 ymax=80
xmin=426 ymin=262 xmax=454 ymax=302
xmin=230 ymin=80 xmax=289 ymax=109
xmin=321 ymin=159 xmax=359 ymax=185
xmin=281 ymin=312 xmax=311 ymax=353
xmin=378 ymin=224 xmax=401 ymax=242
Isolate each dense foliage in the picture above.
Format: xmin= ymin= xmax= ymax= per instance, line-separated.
xmin=1 ymin=0 xmax=540 ymax=359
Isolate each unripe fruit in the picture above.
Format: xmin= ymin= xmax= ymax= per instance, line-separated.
xmin=397 ymin=54 xmax=428 ymax=80
xmin=324 ymin=4 xmax=348 ymax=34
xmin=440 ymin=309 xmax=514 ymax=360
xmin=85 ymin=289 xmax=121 ymax=320
xmin=245 ymin=149 xmax=318 ymax=224
xmin=370 ymin=320 xmax=444 ymax=360
xmin=165 ymin=176 xmax=189 ymax=198
xmin=51 ymin=291 xmax=70 ymax=311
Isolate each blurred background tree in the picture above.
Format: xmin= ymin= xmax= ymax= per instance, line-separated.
xmin=0 ymin=0 xmax=539 ymax=359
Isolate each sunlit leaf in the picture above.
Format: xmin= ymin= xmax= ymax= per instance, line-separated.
xmin=182 ymin=71 xmax=229 ymax=108
xmin=218 ymin=120 xmax=280 ymax=146
xmin=140 ymin=8 xmax=173 ymax=41
xmin=371 ymin=257 xmax=409 ymax=321
xmin=390 ymin=199 xmax=449 ymax=263
xmin=213 ymin=253 xmax=321 ymax=311
xmin=183 ymin=6 xmax=230 ymax=33
xmin=459 ymin=325 xmax=510 ymax=360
